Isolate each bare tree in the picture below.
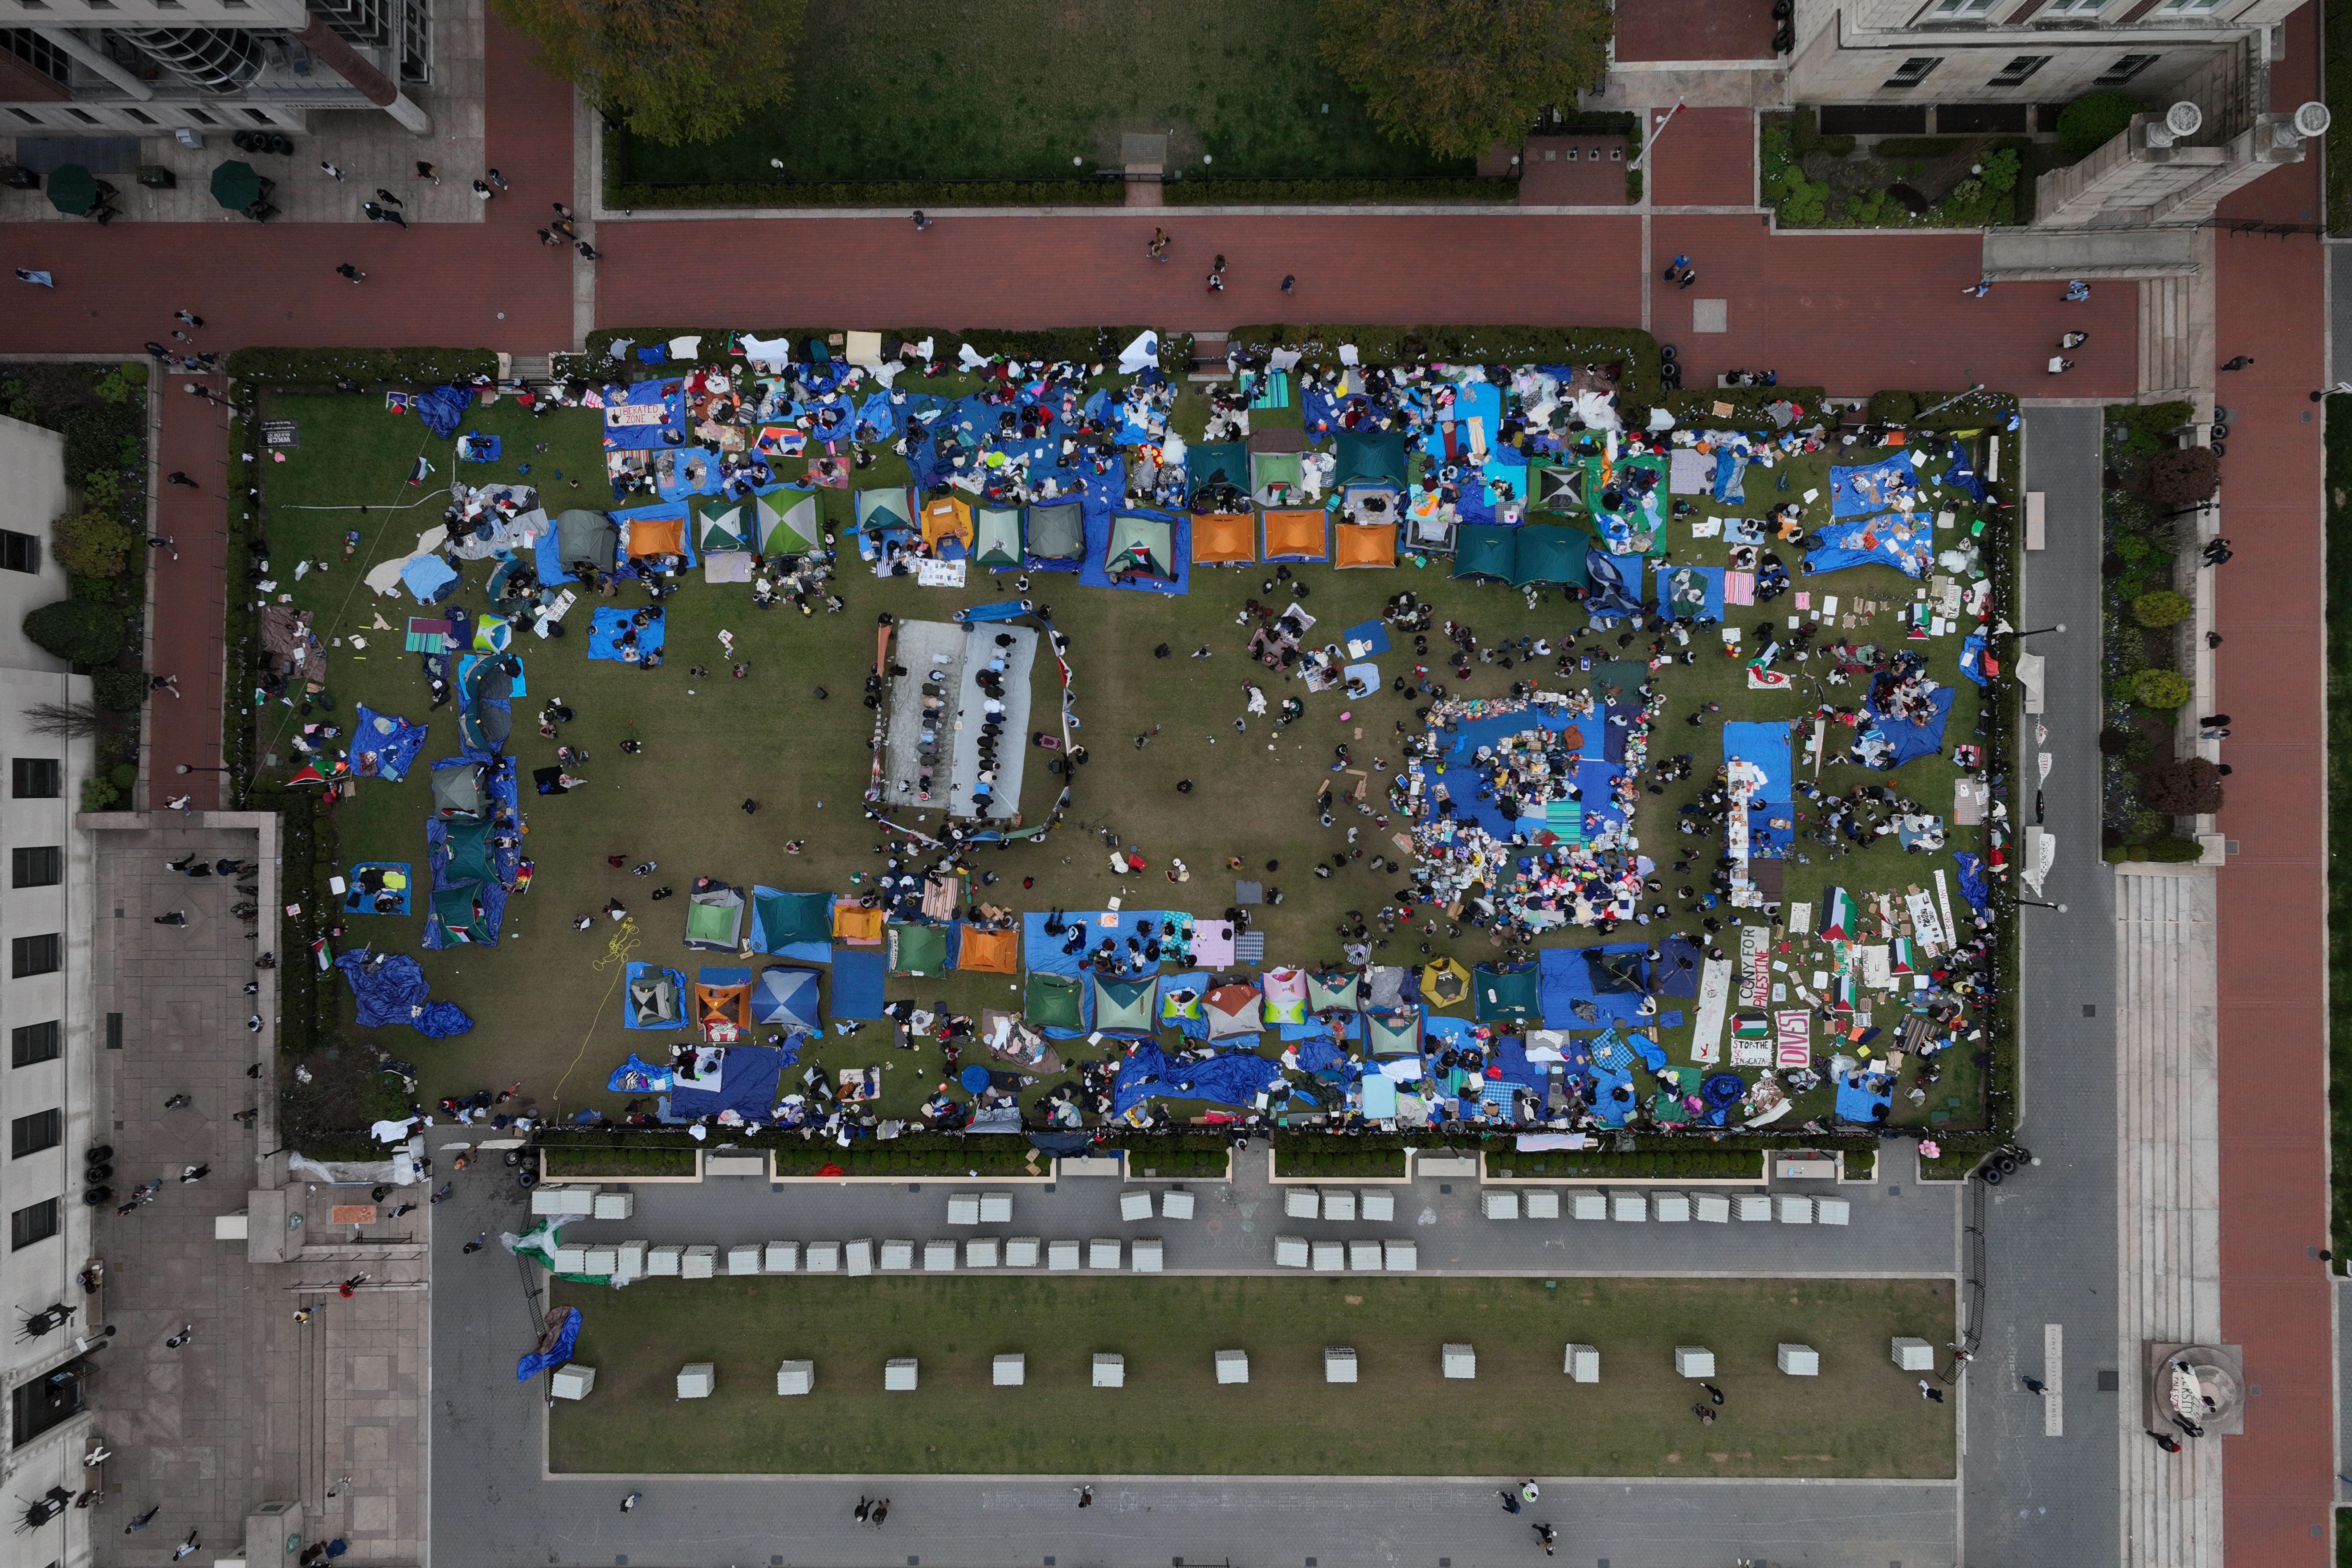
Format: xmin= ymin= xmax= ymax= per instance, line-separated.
xmin=22 ymin=701 xmax=111 ymax=739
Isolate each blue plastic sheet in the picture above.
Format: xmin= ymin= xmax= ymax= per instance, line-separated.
xmin=413 ymin=384 xmax=471 ymax=441
xmin=1584 ymin=545 xmax=1643 ymax=616
xmin=587 ymin=606 xmax=666 ymax=662
xmin=1830 ymin=454 xmax=1918 ymax=518
xmin=601 ymin=380 xmax=686 ymax=451
xmin=1654 ymin=563 xmax=1725 ymax=621
xmin=334 ymin=951 xmax=473 ymax=1037
xmin=1538 ymin=943 xmax=1655 ymax=1028
xmin=351 ymin=704 xmax=427 ymax=782
xmin=1111 ymin=1044 xmax=1284 ymax=1115
xmin=1858 ymin=685 xmax=1956 ymax=769
xmin=607 ymin=1053 xmax=670 ymax=1091
xmin=1835 ymin=1073 xmax=1894 ymax=1124
xmin=1722 ymin=719 xmax=1794 ymax=854
xmin=401 ymin=555 xmax=459 ymax=604
xmin=830 ymin=948 xmax=887 ymax=1020
xmin=1080 ymin=507 xmax=1190 ymax=596
xmin=1953 ymin=851 xmax=1991 ymax=914
xmin=1711 ymin=449 xmax=1748 ymax=504
xmin=1958 ymin=629 xmax=1989 ymax=686
xmin=1943 ymin=437 xmax=1988 ymax=504
xmin=669 ymin=1043 xmax=784 ymax=1121
xmin=1021 ymin=910 xmax=1170 ymax=979
xmin=516 ymin=1307 xmax=579 ymax=1379
xmin=1805 ymin=510 xmax=1937 ymax=579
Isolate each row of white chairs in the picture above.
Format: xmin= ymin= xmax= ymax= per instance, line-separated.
xmin=1272 ymin=1236 xmax=1417 ymax=1271
xmin=1480 ymin=1190 xmax=1851 ymax=1225
xmin=559 ymin=1237 xmax=1177 ymax=1281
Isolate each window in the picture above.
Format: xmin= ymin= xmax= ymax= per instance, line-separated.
xmin=1884 ymin=55 xmax=1944 ymax=87
xmin=11 ymin=934 xmax=60 ymax=977
xmin=1990 ymin=53 xmax=2051 ymax=83
xmin=2157 ymin=0 xmax=2223 ymax=10
xmin=11 ymin=1021 xmax=59 ymax=1068
xmin=0 ymin=530 xmax=37 ymax=574
xmin=184 ymin=106 xmax=213 ymax=122
xmin=6 ymin=106 xmax=38 ymax=120
xmin=10 ymin=1107 xmax=60 ymax=1158
xmin=12 ymin=760 xmax=59 ymax=799
xmin=2095 ymin=51 xmax=2161 ymax=84
xmin=2041 ymin=0 xmax=2115 ymax=14
xmin=10 ymin=1198 xmax=58 ymax=1248
xmin=12 ymin=847 xmax=61 ymax=889
xmin=123 ymin=106 xmax=155 ymax=123
xmin=11 ymin=1364 xmax=81 ymax=1446
xmin=1928 ymin=0 xmax=1997 ymax=13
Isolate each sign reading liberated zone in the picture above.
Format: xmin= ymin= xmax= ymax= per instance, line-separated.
xmin=262 ymin=419 xmax=299 ymax=448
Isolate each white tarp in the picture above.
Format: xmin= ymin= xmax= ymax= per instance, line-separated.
xmin=1690 ymin=956 xmax=1733 ymax=1065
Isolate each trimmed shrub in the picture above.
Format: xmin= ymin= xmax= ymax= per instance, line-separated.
xmin=51 ymin=510 xmax=133 ymax=578
xmin=1165 ymin=177 xmax=1508 ymax=206
xmin=2058 ymin=92 xmax=2148 ymax=156
xmin=79 ymin=776 xmax=118 ymax=811
xmin=1867 ymin=389 xmax=1918 ymax=423
xmin=2144 ymin=835 xmax=2208 ymax=862
xmin=24 ymin=600 xmax=125 ymax=666
xmin=2129 ymin=667 xmax=2191 ymax=709
xmin=2130 ymin=589 xmax=2192 ymax=628
xmin=58 ymin=405 xmax=139 ymax=482
xmin=2134 ymin=445 xmax=2221 ymax=506
xmin=90 ymin=669 xmax=146 ymax=712
xmin=2141 ymin=755 xmax=2224 ymax=813
xmin=2096 ymin=726 xmax=2133 ymax=755
xmin=608 ymin=179 xmax=1126 ymax=211
xmin=108 ymin=762 xmax=137 ymax=790
xmin=223 ymin=347 xmax=500 ymax=386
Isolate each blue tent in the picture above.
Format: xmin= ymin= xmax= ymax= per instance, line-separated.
xmin=752 ymin=966 xmax=821 ymax=1030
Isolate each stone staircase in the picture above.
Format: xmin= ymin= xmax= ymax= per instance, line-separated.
xmin=2137 ymin=269 xmax=2214 ymax=409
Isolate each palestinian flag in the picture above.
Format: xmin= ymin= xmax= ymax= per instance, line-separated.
xmin=407 ymin=455 xmax=435 ymax=486
xmin=1890 ymin=937 xmax=1915 ymax=975
xmin=1819 ymin=886 xmax=1857 ymax=941
xmin=1731 ymin=1011 xmax=1772 ymax=1040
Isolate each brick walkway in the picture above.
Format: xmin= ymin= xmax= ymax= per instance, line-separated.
xmin=148 ymin=382 xmax=230 ymax=809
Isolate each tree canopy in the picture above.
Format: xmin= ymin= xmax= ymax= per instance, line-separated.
xmin=1317 ymin=0 xmax=1613 ymax=163
xmin=494 ymin=0 xmax=805 ymax=146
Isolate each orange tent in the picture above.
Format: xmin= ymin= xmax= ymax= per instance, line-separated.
xmin=1191 ymin=512 xmax=1255 ymax=565
xmin=921 ymin=495 xmax=973 ymax=553
xmin=626 ymin=514 xmax=686 ymax=558
xmin=830 ymin=901 xmax=885 ymax=943
xmin=1334 ymin=521 xmax=1397 ymax=568
xmin=694 ymin=979 xmax=750 ymax=1030
xmin=1261 ymin=508 xmax=1328 ymax=561
xmin=957 ymin=927 xmax=1018 ymax=974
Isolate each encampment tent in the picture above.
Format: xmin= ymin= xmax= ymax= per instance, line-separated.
xmin=431 ymin=763 xmax=487 ymax=820
xmin=1204 ymin=983 xmax=1263 ymax=1038
xmin=441 ymin=820 xmax=496 ymax=883
xmin=682 ymin=883 xmax=745 ymax=951
xmin=751 ymin=966 xmax=820 ymax=1030
xmin=1366 ymin=1009 xmax=1421 ymax=1056
xmin=1307 ymin=967 xmax=1362 ymax=1013
xmin=553 ymin=508 xmax=618 ymax=572
xmin=694 ymin=495 xmax=751 ymax=554
xmin=1191 ymin=513 xmax=1255 ymax=565
xmin=853 ymin=486 xmax=914 ymax=535
xmin=1335 ymin=429 xmax=1409 ymax=488
xmin=625 ymin=963 xmax=687 ymax=1029
xmin=751 ymin=888 xmax=831 ymax=953
xmin=752 ymin=487 xmax=821 ymax=555
xmin=1187 ymin=442 xmax=1249 ymax=510
xmin=1251 ymin=449 xmax=1304 ymax=508
xmin=1473 ymin=960 xmax=1539 ymax=1022
xmin=888 ymin=923 xmax=948 ymax=976
xmin=695 ymin=969 xmax=751 ymax=1032
xmin=1260 ymin=967 xmax=1308 ymax=1024
xmin=1105 ymin=513 xmax=1175 ymax=582
xmin=1025 ymin=501 xmax=1084 ymax=564
xmin=1261 ymin=509 xmax=1328 ymax=563
xmin=1333 ymin=521 xmax=1396 ymax=568
xmin=1453 ymin=526 xmax=1517 ymax=585
xmin=626 ymin=514 xmax=685 ymax=559
xmin=957 ymin=927 xmax=1018 ymax=974
xmin=1533 ymin=461 xmax=1584 ymax=514
xmin=1421 ymin=957 xmax=1471 ymax=1009
xmin=1025 ymin=970 xmax=1083 ymax=1031
xmin=973 ymin=506 xmax=1022 ymax=570
xmin=1512 ymin=526 xmax=1589 ymax=589
xmin=1092 ymin=975 xmax=1157 ymax=1036
xmin=920 ymin=496 xmax=973 ymax=556
xmin=430 ymin=881 xmax=484 ymax=944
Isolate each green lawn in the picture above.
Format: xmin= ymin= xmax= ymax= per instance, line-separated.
xmin=611 ymin=0 xmax=1473 ymax=187
xmin=548 ymin=1274 xmax=1956 ymax=1476
xmin=259 ymin=384 xmax=1993 ymax=1139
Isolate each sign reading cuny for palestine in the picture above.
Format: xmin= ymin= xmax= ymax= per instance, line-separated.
xmin=1738 ymin=924 xmax=1770 ymax=1009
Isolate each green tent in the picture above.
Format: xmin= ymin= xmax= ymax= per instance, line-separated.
xmin=1307 ymin=967 xmax=1361 ymax=1013
xmin=752 ymin=889 xmax=831 ymax=951
xmin=1453 ymin=526 xmax=1517 ymax=585
xmin=1187 ymin=441 xmax=1248 ymax=507
xmin=853 ymin=486 xmax=914 ymax=534
xmin=1025 ymin=970 xmax=1083 ymax=1031
xmin=888 ymin=923 xmax=948 ymax=976
xmin=1334 ymin=429 xmax=1408 ymax=489
xmin=1105 ymin=513 xmax=1174 ymax=581
xmin=431 ymin=881 xmax=483 ymax=943
xmin=694 ymin=495 xmax=751 ymax=553
xmin=1531 ymin=460 xmax=1583 ymax=514
xmin=1366 ymin=1009 xmax=1421 ymax=1056
xmin=1025 ymin=500 xmax=1084 ymax=562
xmin=1092 ymin=974 xmax=1157 ymax=1035
xmin=973 ymin=506 xmax=1022 ymax=571
xmin=1473 ymin=961 xmax=1539 ymax=1023
xmin=441 ymin=821 xmax=495 ymax=883
xmin=682 ymin=885 xmax=745 ymax=950
xmin=754 ymin=487 xmax=821 ymax=554
xmin=1512 ymin=526 xmax=1589 ymax=589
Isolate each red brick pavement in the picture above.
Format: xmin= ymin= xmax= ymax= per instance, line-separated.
xmin=147 ymin=382 xmax=231 ymax=808
xmin=1613 ymin=0 xmax=1775 ymax=61
xmin=1650 ymin=107 xmax=1757 ymax=208
xmin=2209 ymin=7 xmax=2331 ymax=1560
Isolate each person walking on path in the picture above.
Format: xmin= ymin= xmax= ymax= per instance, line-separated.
xmin=1918 ymin=1379 xmax=1945 ymax=1402
xmin=1076 ymin=1485 xmax=1094 ymax=1507
xmin=1206 ymin=269 xmax=1223 ymax=294
xmin=1147 ymin=227 xmax=1167 ymax=261
xmin=365 ymin=201 xmax=408 ymax=230
xmin=175 ymin=309 xmax=203 ymax=327
xmin=125 ymin=1506 xmax=160 ymax=1533
xmin=319 ymin=160 xmax=343 ymax=181
xmin=167 ymin=471 xmax=199 ymax=488
xmin=180 ymin=1164 xmax=208 ymax=1183
xmin=2064 ymin=278 xmax=2091 ymax=302
xmin=911 ymin=210 xmax=930 ymax=230
xmin=15 ymin=269 xmax=53 ymax=287
xmin=335 ymin=264 xmax=365 ymax=283
xmin=2023 ymin=1376 xmax=2047 ymax=1395
xmin=164 ymin=1324 xmax=194 ymax=1348
xmin=2046 ymin=356 xmax=2074 ymax=375
xmin=1702 ymin=1382 xmax=1725 ymax=1405
xmin=462 ymin=1233 xmax=486 ymax=1254
xmin=619 ymin=1492 xmax=640 ymax=1512
xmin=2059 ymin=331 xmax=2087 ymax=349
xmin=577 ymin=241 xmax=601 ymax=262
xmin=1281 ymin=274 xmax=1295 ymax=295
xmin=853 ymin=1499 xmax=871 ymax=1523
xmin=416 ymin=161 xmax=441 ymax=184
xmin=472 ymin=179 xmax=496 ymax=201
xmin=486 ymin=168 xmax=508 ymax=191
xmin=2201 ymin=537 xmax=2233 ymax=567
xmin=1496 ymin=1489 xmax=1521 ymax=1515
xmin=173 ymin=1532 xmax=200 ymax=1560
xmin=1962 ymin=274 xmax=1991 ymax=297
xmin=870 ymin=1499 xmax=889 ymax=1527
xmin=2221 ymin=355 xmax=2254 ymax=371
xmin=1532 ymin=1524 xmax=1556 ymax=1556
xmin=2150 ymin=1430 xmax=2182 ymax=1453
xmin=1692 ymin=1404 xmax=1716 ymax=1424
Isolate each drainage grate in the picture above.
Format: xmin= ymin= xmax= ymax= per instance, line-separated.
xmin=2082 ymin=1004 xmax=2097 ymax=1017
xmin=2098 ymin=1369 xmax=2119 ymax=1391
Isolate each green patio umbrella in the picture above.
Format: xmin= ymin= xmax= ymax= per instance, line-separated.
xmin=209 ymin=160 xmax=262 ymax=212
xmin=45 ymin=164 xmax=95 ymax=216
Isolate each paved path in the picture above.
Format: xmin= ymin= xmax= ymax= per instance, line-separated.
xmin=147 ymin=382 xmax=231 ymax=808
xmin=2208 ymin=16 xmax=2334 ymax=1557
xmin=551 ymin=1145 xmax=1958 ymax=1278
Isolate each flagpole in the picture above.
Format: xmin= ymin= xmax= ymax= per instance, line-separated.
xmin=1631 ymin=100 xmax=1686 ymax=173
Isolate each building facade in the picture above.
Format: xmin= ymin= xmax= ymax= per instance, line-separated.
xmin=0 ymin=412 xmax=99 ymax=1568
xmin=0 ymin=0 xmax=429 ymax=135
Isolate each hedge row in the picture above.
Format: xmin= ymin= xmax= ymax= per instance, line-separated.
xmin=583 ymin=327 xmax=1163 ymax=375
xmin=1274 ymin=1145 xmax=1410 ymax=1176
xmin=1487 ymin=1148 xmax=1768 ymax=1179
xmin=1658 ymin=385 xmax=1831 ymax=431
xmin=1164 ymin=177 xmax=1507 ymax=206
xmin=609 ymin=180 xmax=1125 ymax=210
xmin=1221 ymin=324 xmax=1665 ymax=413
xmin=543 ymin=1144 xmax=700 ymax=1176
xmin=224 ymin=347 xmax=499 ymax=386
xmin=248 ymin=780 xmax=337 ymax=1054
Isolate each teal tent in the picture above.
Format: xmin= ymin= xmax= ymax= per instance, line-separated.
xmin=852 ymin=486 xmax=914 ymax=534
xmin=1092 ymin=974 xmax=1157 ymax=1036
xmin=1025 ymin=500 xmax=1084 ymax=562
xmin=1025 ymin=971 xmax=1083 ymax=1031
xmin=1512 ymin=526 xmax=1589 ymax=589
xmin=1473 ymin=961 xmax=1539 ymax=1022
xmin=1307 ymin=967 xmax=1362 ymax=1013
xmin=430 ymin=882 xmax=484 ymax=944
xmin=1335 ymin=429 xmax=1409 ymax=488
xmin=694 ymin=495 xmax=751 ymax=553
xmin=1366 ymin=1009 xmax=1421 ymax=1056
xmin=441 ymin=821 xmax=495 ymax=883
xmin=751 ymin=888 xmax=831 ymax=952
xmin=974 ymin=505 xmax=1022 ymax=570
xmin=754 ymin=487 xmax=821 ymax=554
xmin=1453 ymin=526 xmax=1517 ymax=585
xmin=888 ymin=923 xmax=948 ymax=976
xmin=1105 ymin=513 xmax=1175 ymax=582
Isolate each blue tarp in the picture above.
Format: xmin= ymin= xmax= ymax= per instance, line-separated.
xmin=1858 ymin=685 xmax=1956 ymax=769
xmin=1829 ymin=453 xmax=1918 ymax=518
xmin=668 ymin=1043 xmax=784 ymax=1121
xmin=457 ymin=431 xmax=501 ymax=463
xmin=1426 ymin=706 xmax=1627 ymax=844
xmin=1081 ymin=507 xmax=1190 ymax=596
xmin=414 ymin=384 xmax=471 ymax=441
xmin=401 ymin=555 xmax=459 ymax=604
xmin=1722 ymin=719 xmax=1794 ymax=854
xmin=1655 ymin=563 xmax=1725 ymax=621
xmin=1021 ymin=910 xmax=1169 ymax=980
xmin=601 ymin=380 xmax=686 ymax=451
xmin=830 ymin=947 xmax=887 ymax=1020
xmin=622 ymin=962 xmax=689 ymax=1030
xmin=333 ymin=951 xmax=473 ymax=1038
xmin=1958 ymin=629 xmax=1989 ymax=686
xmin=607 ymin=1053 xmax=670 ymax=1092
xmin=1711 ymin=449 xmax=1748 ymax=504
xmin=1835 ymin=1073 xmax=1895 ymax=1125
xmin=586 ymin=606 xmax=666 ymax=662
xmin=342 ymin=861 xmax=412 ymax=916
xmin=516 ymin=1307 xmax=579 ymax=1379
xmin=1953 ymin=851 xmax=1992 ymax=914
xmin=1584 ymin=545 xmax=1643 ymax=616
xmin=956 ymin=601 xmax=1032 ymax=625
xmin=1805 ymin=509 xmax=1938 ymax=579
xmin=1538 ymin=943 xmax=1655 ymax=1027
xmin=1111 ymin=1044 xmax=1285 ymax=1115
xmin=352 ymin=704 xmax=427 ymax=782
xmin=1943 ymin=437 xmax=1988 ymax=504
